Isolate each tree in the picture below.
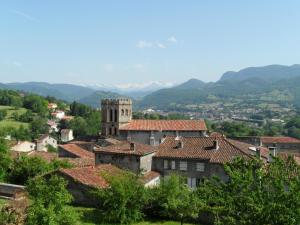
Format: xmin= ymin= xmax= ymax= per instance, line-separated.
xmin=26 ymin=175 xmax=78 ymax=225
xmin=23 ymin=95 xmax=48 ymax=116
xmin=196 ymin=157 xmax=300 ymax=225
xmin=147 ymin=174 xmax=198 ymax=224
xmin=0 ymin=110 xmax=7 ymax=121
xmin=0 ymin=139 xmax=11 ymax=182
xmin=30 ymin=117 xmax=48 ymax=139
xmin=85 ymin=111 xmax=101 ymax=136
xmin=68 ymin=116 xmax=88 ymax=137
xmin=92 ymin=172 xmax=147 ymax=224
xmin=8 ymin=156 xmax=51 ymax=185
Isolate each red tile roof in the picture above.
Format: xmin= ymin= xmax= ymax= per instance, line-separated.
xmin=59 ymin=164 xmax=121 ymax=188
xmin=261 ymin=136 xmax=300 ymax=144
xmin=94 ymin=141 xmax=156 ymax=156
xmin=119 ymin=119 xmax=207 ymax=131
xmin=155 ymin=136 xmax=268 ymax=164
xmin=142 ymin=171 xmax=160 ymax=184
xmin=59 ymin=144 xmax=94 ymax=158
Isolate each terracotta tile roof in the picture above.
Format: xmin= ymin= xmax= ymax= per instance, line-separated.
xmin=94 ymin=141 xmax=156 ymax=156
xmin=142 ymin=171 xmax=160 ymax=184
xmin=59 ymin=144 xmax=94 ymax=158
xmin=59 ymin=164 xmax=122 ymax=188
xmin=66 ymin=157 xmax=95 ymax=167
xmin=261 ymin=136 xmax=300 ymax=144
xmin=155 ymin=136 xmax=268 ymax=164
xmin=28 ymin=151 xmax=58 ymax=162
xmin=119 ymin=119 xmax=207 ymax=131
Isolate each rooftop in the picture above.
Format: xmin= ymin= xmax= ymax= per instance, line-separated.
xmin=94 ymin=141 xmax=156 ymax=156
xmin=155 ymin=136 xmax=268 ymax=163
xmin=59 ymin=144 xmax=94 ymax=158
xmin=119 ymin=119 xmax=207 ymax=131
xmin=261 ymin=136 xmax=300 ymax=144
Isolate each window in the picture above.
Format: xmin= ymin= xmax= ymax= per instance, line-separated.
xmin=196 ymin=162 xmax=205 ymax=172
xmin=125 ymin=109 xmax=129 ymax=116
xmin=115 ymin=109 xmax=118 ymax=122
xmin=164 ymin=160 xmax=168 ymax=169
xmin=171 ymin=161 xmax=176 ymax=170
xmin=187 ymin=178 xmax=196 ymax=189
xmin=179 ymin=161 xmax=187 ymax=171
xmin=121 ymin=109 xmax=125 ymax=116
xmin=110 ymin=109 xmax=113 ymax=122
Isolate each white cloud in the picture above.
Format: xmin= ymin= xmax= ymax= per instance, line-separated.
xmin=157 ymin=43 xmax=166 ymax=49
xmin=136 ymin=40 xmax=153 ymax=48
xmin=10 ymin=10 xmax=38 ymax=22
xmin=167 ymin=36 xmax=177 ymax=43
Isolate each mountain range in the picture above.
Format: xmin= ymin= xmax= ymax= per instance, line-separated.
xmin=2 ymin=64 xmax=300 ymax=109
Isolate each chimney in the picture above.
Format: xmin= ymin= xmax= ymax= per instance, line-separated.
xmin=177 ymin=140 xmax=184 ymax=149
xmin=256 ymin=147 xmax=261 ymax=159
xmin=130 ymin=142 xmax=136 ymax=151
xmin=213 ymin=139 xmax=219 ymax=150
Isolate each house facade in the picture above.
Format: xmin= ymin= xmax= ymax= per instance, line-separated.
xmin=94 ymin=141 xmax=156 ymax=173
xmin=152 ymin=136 xmax=269 ymax=188
xmin=36 ymin=134 xmax=57 ymax=151
xmin=61 ymin=129 xmax=74 ymax=143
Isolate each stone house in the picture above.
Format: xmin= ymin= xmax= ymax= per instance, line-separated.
xmin=61 ymin=129 xmax=74 ymax=143
xmin=152 ymin=136 xmax=269 ymax=188
xmin=94 ymin=141 xmax=157 ymax=174
xmin=36 ymin=134 xmax=57 ymax=152
xmin=101 ymin=98 xmax=207 ymax=145
xmin=54 ymin=164 xmax=160 ymax=206
xmin=58 ymin=144 xmax=94 ymax=159
xmin=11 ymin=141 xmax=36 ymax=153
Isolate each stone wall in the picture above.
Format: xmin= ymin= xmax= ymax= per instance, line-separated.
xmin=152 ymin=157 xmax=228 ymax=183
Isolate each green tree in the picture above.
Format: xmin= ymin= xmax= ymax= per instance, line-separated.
xmin=197 ymin=157 xmax=300 ymax=225
xmin=92 ymin=172 xmax=146 ymax=224
xmin=0 ymin=110 xmax=7 ymax=121
xmin=26 ymin=175 xmax=78 ymax=225
xmin=8 ymin=156 xmax=51 ymax=185
xmin=23 ymin=95 xmax=48 ymax=116
xmin=147 ymin=174 xmax=198 ymax=224
xmin=0 ymin=139 xmax=11 ymax=182
xmin=68 ymin=116 xmax=88 ymax=137
xmin=30 ymin=117 xmax=48 ymax=139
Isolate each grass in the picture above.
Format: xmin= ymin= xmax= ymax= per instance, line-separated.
xmin=0 ymin=105 xmax=29 ymax=129
xmin=73 ymin=206 xmax=195 ymax=225
xmin=0 ymin=198 xmax=8 ymax=209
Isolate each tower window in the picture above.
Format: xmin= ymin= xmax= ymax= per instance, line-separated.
xmin=115 ymin=109 xmax=118 ymax=122
xmin=126 ymin=109 xmax=129 ymax=116
xmin=110 ymin=109 xmax=113 ymax=122
xmin=121 ymin=109 xmax=125 ymax=116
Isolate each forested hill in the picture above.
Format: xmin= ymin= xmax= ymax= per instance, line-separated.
xmin=138 ymin=64 xmax=300 ymax=109
xmin=0 ymin=82 xmax=123 ymax=108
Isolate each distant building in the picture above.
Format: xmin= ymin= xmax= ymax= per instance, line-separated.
xmin=11 ymin=141 xmax=36 ymax=153
xmin=61 ymin=129 xmax=74 ymax=143
xmin=101 ymin=98 xmax=207 ymax=145
xmin=48 ymin=103 xmax=58 ymax=111
xmin=232 ymin=136 xmax=300 ymax=155
xmin=36 ymin=134 xmax=57 ymax=152
xmin=47 ymin=120 xmax=59 ymax=132
xmin=51 ymin=110 xmax=65 ymax=120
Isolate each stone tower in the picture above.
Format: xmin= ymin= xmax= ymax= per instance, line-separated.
xmin=101 ymin=98 xmax=132 ymax=136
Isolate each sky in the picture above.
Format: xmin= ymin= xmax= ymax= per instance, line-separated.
xmin=1 ymin=0 xmax=300 ymax=86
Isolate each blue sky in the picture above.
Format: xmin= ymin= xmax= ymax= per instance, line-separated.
xmin=1 ymin=0 xmax=300 ymax=86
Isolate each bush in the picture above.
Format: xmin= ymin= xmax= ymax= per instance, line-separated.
xmin=26 ymin=175 xmax=78 ymax=225
xmin=92 ymin=172 xmax=146 ymax=224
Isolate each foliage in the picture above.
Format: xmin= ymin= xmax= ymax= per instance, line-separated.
xmin=23 ymin=94 xmax=48 ymax=116
xmin=0 ymin=138 xmax=11 ymax=182
xmin=196 ymin=157 xmax=300 ymax=225
xmin=133 ymin=112 xmax=189 ymax=120
xmin=92 ymin=172 xmax=147 ymax=224
xmin=212 ymin=121 xmax=263 ymax=137
xmin=26 ymin=175 xmax=78 ymax=225
xmin=0 ymin=110 xmax=7 ymax=121
xmin=147 ymin=174 xmax=198 ymax=222
xmin=8 ymin=155 xmax=71 ymax=185
xmin=70 ymin=101 xmax=92 ymax=117
xmin=47 ymin=144 xmax=57 ymax=153
xmin=29 ymin=117 xmax=48 ymax=139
